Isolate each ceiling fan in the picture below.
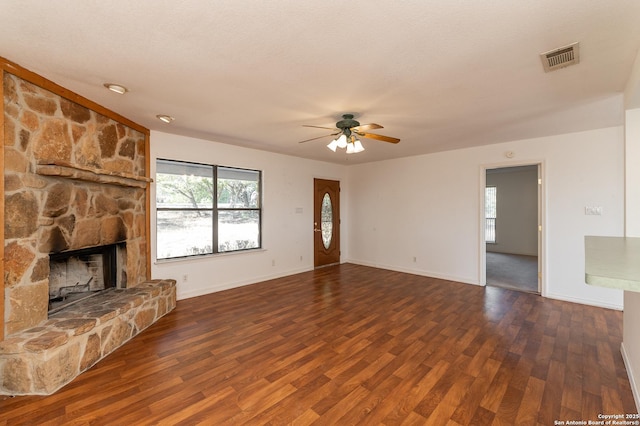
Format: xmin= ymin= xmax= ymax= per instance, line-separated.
xmin=299 ymin=114 xmax=400 ymax=153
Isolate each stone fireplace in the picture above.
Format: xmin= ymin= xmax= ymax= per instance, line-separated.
xmin=1 ymin=63 xmax=176 ymax=395
xmin=3 ymin=70 xmax=149 ymax=335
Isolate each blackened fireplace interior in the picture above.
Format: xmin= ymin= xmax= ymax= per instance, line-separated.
xmin=48 ymin=243 xmax=123 ymax=314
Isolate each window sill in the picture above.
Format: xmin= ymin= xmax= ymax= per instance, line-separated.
xmin=154 ymin=248 xmax=267 ymax=265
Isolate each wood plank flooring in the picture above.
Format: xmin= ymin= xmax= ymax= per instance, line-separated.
xmin=1 ymin=263 xmax=636 ymax=425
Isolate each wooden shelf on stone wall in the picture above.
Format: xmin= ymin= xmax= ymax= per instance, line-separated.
xmin=35 ymin=160 xmax=153 ymax=189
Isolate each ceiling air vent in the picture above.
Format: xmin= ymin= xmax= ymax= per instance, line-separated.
xmin=540 ymin=42 xmax=580 ymax=72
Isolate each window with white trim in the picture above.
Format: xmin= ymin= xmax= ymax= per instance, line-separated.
xmin=156 ymin=159 xmax=261 ymax=260
xmin=485 ymin=186 xmax=497 ymax=243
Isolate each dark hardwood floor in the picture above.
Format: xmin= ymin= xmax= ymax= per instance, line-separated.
xmin=1 ymin=264 xmax=636 ymax=425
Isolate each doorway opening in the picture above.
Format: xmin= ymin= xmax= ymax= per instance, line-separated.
xmin=483 ymin=164 xmax=542 ymax=294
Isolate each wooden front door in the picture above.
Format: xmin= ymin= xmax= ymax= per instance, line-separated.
xmin=314 ymin=179 xmax=340 ymax=267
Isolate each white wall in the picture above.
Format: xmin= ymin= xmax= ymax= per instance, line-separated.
xmin=486 ymin=166 xmax=538 ymax=256
xmin=346 ymin=126 xmax=625 ymax=309
xmin=622 ymin=49 xmax=640 ymax=409
xmin=626 ymin=108 xmax=640 ymax=237
xmin=149 ymin=131 xmax=348 ymax=300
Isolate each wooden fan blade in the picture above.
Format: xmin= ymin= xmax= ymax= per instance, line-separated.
xmin=359 ymin=132 xmax=400 ymax=144
xmin=352 ymin=123 xmax=383 ymax=132
xmin=298 ymin=132 xmax=340 ymax=143
xmin=302 ymin=125 xmax=337 ymax=130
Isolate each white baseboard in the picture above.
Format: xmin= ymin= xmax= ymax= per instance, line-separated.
xmin=345 ymin=259 xmax=480 ymax=286
xmin=176 ymin=266 xmax=313 ymax=300
xmin=545 ymin=292 xmax=623 ymax=311
xmin=621 ymin=342 xmax=640 ymax=414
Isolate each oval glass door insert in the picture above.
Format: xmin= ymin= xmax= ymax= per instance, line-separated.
xmin=321 ymin=193 xmax=333 ymax=249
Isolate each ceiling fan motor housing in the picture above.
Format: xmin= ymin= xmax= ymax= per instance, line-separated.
xmin=336 ymin=114 xmax=360 ymax=130
xmin=299 ymin=113 xmax=399 ymax=145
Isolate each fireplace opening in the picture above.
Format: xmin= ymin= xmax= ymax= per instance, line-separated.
xmin=48 ymin=243 xmax=125 ymax=314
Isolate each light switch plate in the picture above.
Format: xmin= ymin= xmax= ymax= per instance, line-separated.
xmin=585 ymin=206 xmax=603 ymax=215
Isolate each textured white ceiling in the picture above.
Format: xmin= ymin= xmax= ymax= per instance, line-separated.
xmin=1 ymin=1 xmax=639 ymax=164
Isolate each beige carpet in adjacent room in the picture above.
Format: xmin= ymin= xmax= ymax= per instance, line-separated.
xmin=486 ymin=252 xmax=538 ymax=293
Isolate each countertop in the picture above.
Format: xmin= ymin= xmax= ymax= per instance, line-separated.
xmin=585 ymin=236 xmax=640 ymax=292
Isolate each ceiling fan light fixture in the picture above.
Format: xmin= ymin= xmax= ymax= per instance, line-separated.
xmin=299 ymin=113 xmax=399 ymax=153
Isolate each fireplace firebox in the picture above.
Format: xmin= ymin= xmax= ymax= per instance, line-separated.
xmin=48 ymin=243 xmax=125 ymax=314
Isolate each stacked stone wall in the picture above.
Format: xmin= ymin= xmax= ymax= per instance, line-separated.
xmin=3 ymin=72 xmax=148 ymax=336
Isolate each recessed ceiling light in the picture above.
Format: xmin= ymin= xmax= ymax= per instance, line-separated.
xmin=103 ymin=83 xmax=128 ymax=95
xmin=156 ymin=114 xmax=175 ymax=124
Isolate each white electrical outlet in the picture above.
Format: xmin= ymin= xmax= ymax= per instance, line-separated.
xmin=182 ymin=274 xmax=188 ymax=282
xmin=272 ymin=259 xmax=276 ymax=267
xmin=413 ymin=256 xmax=417 ymax=263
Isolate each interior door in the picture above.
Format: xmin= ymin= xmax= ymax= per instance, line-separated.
xmin=314 ymin=178 xmax=340 ymax=267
